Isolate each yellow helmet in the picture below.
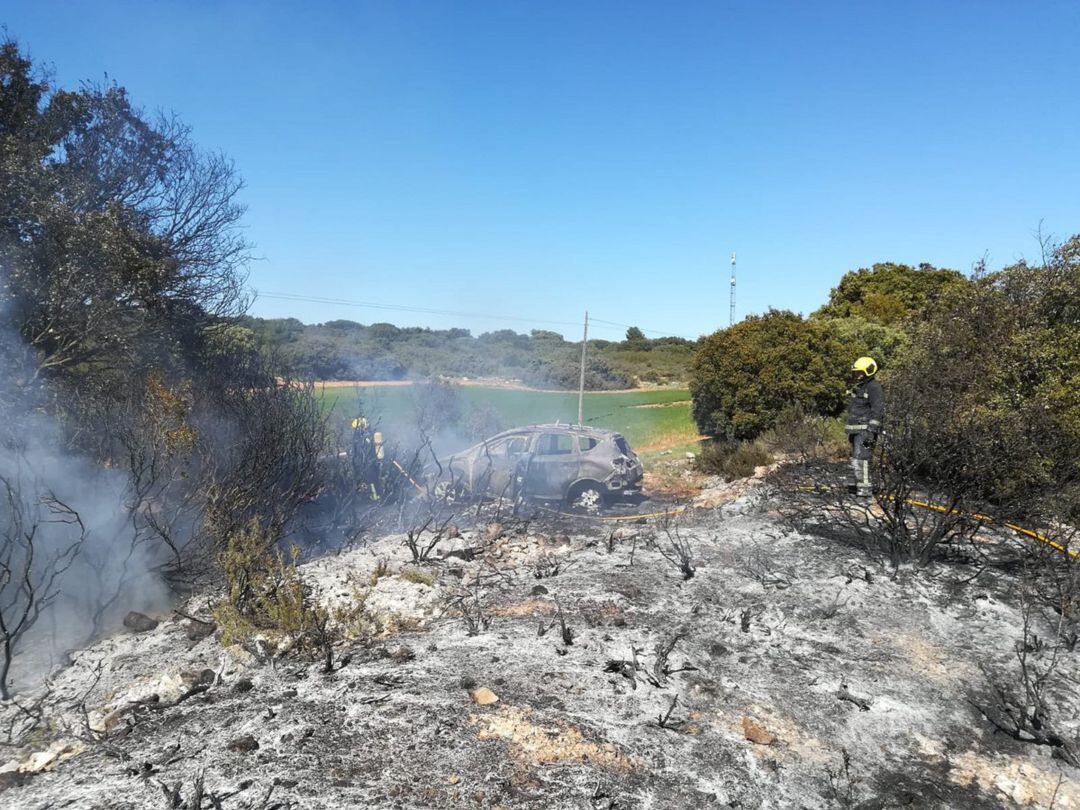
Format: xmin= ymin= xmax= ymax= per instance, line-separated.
xmin=851 ymin=356 xmax=878 ymax=378
xmin=351 ymin=416 xmax=369 ymax=430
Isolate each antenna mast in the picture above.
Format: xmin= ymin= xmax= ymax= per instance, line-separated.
xmin=729 ymin=251 xmax=737 ymax=326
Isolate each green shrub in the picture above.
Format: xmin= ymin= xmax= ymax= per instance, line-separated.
xmin=399 ymin=568 xmax=436 ymax=587
xmin=695 ymin=440 xmax=774 ymax=480
xmin=690 ymin=310 xmax=849 ymax=441
xmin=816 ymin=316 xmax=909 ymax=374
xmin=213 ymin=519 xmax=314 ymax=647
xmin=759 ymin=404 xmax=848 ymax=460
xmin=814 ymin=262 xmax=967 ymax=326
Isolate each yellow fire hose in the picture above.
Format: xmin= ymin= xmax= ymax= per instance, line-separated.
xmin=398 ymin=467 xmax=1074 ymax=555
xmin=532 ymin=503 xmax=687 ymax=522
xmin=797 ymin=485 xmax=1078 ymax=560
xmin=391 ymin=459 xmax=425 ymax=493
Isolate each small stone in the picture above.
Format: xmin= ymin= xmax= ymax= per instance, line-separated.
xmin=485 ymin=523 xmax=504 ymax=541
xmin=448 ymin=774 xmax=461 ymax=785
xmin=226 ymin=735 xmax=259 ymax=753
xmin=390 ymin=646 xmax=415 ymax=663
xmin=741 ymin=717 xmax=775 ymax=746
xmin=459 ymin=675 xmax=477 ymax=690
xmin=122 ymin=612 xmax=159 ymax=633
xmin=530 ymin=584 xmax=549 ymax=596
xmin=469 ymin=687 xmax=499 ymax=706
xmin=184 ymin=619 xmax=216 ymax=641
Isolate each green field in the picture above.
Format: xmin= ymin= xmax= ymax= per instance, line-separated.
xmin=318 ymin=384 xmax=698 ymax=453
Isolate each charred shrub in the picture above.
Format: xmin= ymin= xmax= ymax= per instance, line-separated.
xmin=463 ymin=403 xmax=505 ymax=443
xmin=202 ymin=370 xmax=330 ymax=555
xmin=411 ymin=379 xmax=464 ymax=437
xmin=970 ymin=586 xmax=1080 ymax=767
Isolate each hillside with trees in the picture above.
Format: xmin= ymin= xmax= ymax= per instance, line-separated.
xmin=242 ymin=316 xmax=697 ymax=389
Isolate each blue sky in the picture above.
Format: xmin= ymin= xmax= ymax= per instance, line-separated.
xmin=5 ymin=1 xmax=1079 ymax=340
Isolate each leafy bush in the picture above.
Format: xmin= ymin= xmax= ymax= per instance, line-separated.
xmin=814 ymin=262 xmax=967 ymax=326
xmin=695 ymin=440 xmax=774 ymax=480
xmin=213 ymin=519 xmax=315 ymax=648
xmin=759 ymin=404 xmax=848 ymax=461
xmin=690 ymin=310 xmax=849 ymax=441
xmin=815 ymin=316 xmax=909 ymax=374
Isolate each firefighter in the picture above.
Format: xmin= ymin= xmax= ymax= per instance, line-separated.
xmin=350 ymin=416 xmax=382 ymax=500
xmin=845 ymin=356 xmax=884 ymax=498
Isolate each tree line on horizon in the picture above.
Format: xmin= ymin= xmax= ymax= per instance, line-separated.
xmin=242 ymin=259 xmax=968 ymax=392
xmin=241 ymin=315 xmax=696 ymax=389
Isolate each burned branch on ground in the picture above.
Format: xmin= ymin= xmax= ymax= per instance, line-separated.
xmin=969 ymin=587 xmax=1080 ymax=767
xmin=403 ymin=513 xmax=456 ymax=564
xmin=822 ymin=748 xmax=861 ymax=808
xmin=655 ymin=695 xmax=685 ymax=731
xmin=836 ymin=680 xmax=872 ymax=712
xmin=653 ymin=512 xmax=697 ymax=580
xmin=738 ymin=548 xmax=796 ymax=590
xmin=647 ymin=631 xmax=696 ymax=686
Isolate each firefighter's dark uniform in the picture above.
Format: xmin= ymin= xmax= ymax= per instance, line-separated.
xmin=845 ymin=378 xmax=884 ymax=496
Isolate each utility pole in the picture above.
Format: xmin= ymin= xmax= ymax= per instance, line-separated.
xmin=729 ymin=251 xmax=737 ymax=326
xmin=577 ymin=310 xmax=589 ymax=426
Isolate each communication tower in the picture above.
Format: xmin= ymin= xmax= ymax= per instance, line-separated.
xmin=729 ymin=252 xmax=737 ymax=326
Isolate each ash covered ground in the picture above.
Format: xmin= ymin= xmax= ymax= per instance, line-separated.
xmin=3 ymin=477 xmax=1079 ymax=809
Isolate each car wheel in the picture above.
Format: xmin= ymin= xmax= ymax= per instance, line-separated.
xmin=569 ymin=483 xmax=604 ymax=514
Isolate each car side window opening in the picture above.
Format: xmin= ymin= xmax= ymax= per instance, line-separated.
xmin=536 ymin=433 xmax=575 ymax=456
xmin=614 ymin=436 xmax=631 ymax=455
xmin=482 ymin=438 xmax=511 ymax=456
xmin=507 ymin=437 xmax=527 ymax=455
xmin=578 ymin=437 xmax=598 ymax=452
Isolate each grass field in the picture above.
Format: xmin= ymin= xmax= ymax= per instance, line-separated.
xmin=317 ymin=384 xmax=699 ymax=454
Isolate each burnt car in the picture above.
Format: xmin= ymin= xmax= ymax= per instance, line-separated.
xmin=435 ymin=424 xmax=644 ymax=510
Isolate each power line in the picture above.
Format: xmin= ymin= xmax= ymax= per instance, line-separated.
xmin=255 ymin=290 xmax=693 ymax=340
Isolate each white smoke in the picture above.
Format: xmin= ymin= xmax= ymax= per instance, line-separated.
xmin=0 ymin=272 xmax=170 ymax=696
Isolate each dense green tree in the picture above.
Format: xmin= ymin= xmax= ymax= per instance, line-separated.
xmin=815 ymin=262 xmax=967 ymax=326
xmin=623 ymin=326 xmax=648 ymax=350
xmin=690 ymin=310 xmax=849 ymax=440
xmin=818 ymin=315 xmax=909 ymax=372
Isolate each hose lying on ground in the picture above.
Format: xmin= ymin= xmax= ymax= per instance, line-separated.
xmin=797 ymin=485 xmax=1078 ymax=560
